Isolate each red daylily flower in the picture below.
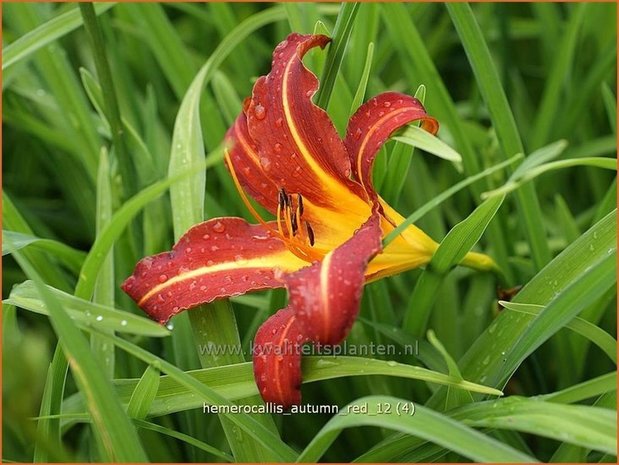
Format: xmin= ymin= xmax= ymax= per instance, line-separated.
xmin=122 ymin=33 xmax=494 ymax=407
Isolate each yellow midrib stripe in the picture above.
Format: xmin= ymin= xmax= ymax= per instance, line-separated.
xmin=137 ymin=252 xmax=301 ymax=306
xmin=356 ymin=107 xmax=412 ymax=187
xmin=282 ymin=59 xmax=352 ymax=198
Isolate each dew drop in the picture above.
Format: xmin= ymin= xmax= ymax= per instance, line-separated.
xmin=254 ymin=104 xmax=266 ymax=120
xmin=354 ymin=128 xmax=363 ymax=140
xmin=306 ymin=90 xmax=313 ymax=97
xmin=386 ymin=360 xmax=398 ymax=367
xmin=120 ymin=320 xmax=128 ymax=327
xmin=202 ymin=234 xmax=211 ymax=240
xmin=167 ymin=323 xmax=175 ymax=331
xmin=96 ymin=315 xmax=103 ymax=322
xmin=260 ymin=156 xmax=272 ymax=169
xmin=158 ymin=274 xmax=168 ymax=283
xmin=275 ymin=117 xmax=283 ymax=127
xmin=213 ymin=222 xmax=225 ymax=233
xmin=186 ymin=247 xmax=192 ymax=254
xmin=274 ymin=143 xmax=282 ymax=152
xmin=384 ymin=101 xmax=392 ymax=108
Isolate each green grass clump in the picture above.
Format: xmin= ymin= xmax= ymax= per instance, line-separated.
xmin=3 ymin=2 xmax=616 ymax=463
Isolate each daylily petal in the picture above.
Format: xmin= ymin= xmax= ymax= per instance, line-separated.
xmin=224 ymin=112 xmax=280 ymax=214
xmin=286 ymin=209 xmax=383 ymax=345
xmin=344 ymin=92 xmax=438 ymax=201
xmin=121 ymin=218 xmax=307 ymax=323
xmin=252 ymin=307 xmax=308 ymax=408
xmin=245 ymin=33 xmax=367 ymax=210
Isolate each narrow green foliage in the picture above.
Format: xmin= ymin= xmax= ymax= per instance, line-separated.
xmin=8 ymin=250 xmax=147 ymax=462
xmin=315 ymin=2 xmax=360 ymax=108
xmin=3 ymin=3 xmax=615 ymax=462
xmin=2 ymin=3 xmax=116 ymax=70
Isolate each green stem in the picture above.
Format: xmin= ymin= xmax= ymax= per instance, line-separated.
xmin=79 ymin=3 xmax=135 ymax=198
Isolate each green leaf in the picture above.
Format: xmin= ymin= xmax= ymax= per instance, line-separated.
xmin=315 ymin=2 xmax=360 ymax=108
xmin=127 ymin=365 xmax=161 ymax=420
xmin=455 ymin=397 xmax=616 ymax=456
xmin=511 ymin=139 xmax=568 ymax=180
xmin=428 ymin=210 xmax=617 ymax=409
xmin=8 ymin=249 xmax=148 ymax=462
xmin=393 ymin=125 xmax=462 ymax=163
xmin=73 ymin=159 xmax=213 ymax=301
xmin=427 ymin=330 xmax=474 ymax=409
xmin=349 ymin=41 xmax=374 ymax=115
xmin=6 ymin=280 xmax=170 ymax=337
xmin=2 ymin=230 xmax=86 ymax=274
xmin=297 ymin=396 xmax=536 ymax=463
xmin=383 ymin=154 xmax=522 ymax=247
xmin=499 ymin=301 xmax=616 ymax=363
xmin=447 ymin=2 xmax=551 ymax=270
xmin=2 ymin=3 xmax=116 ymax=70
xmin=483 ymin=157 xmax=617 ymax=199
xmin=133 ymin=419 xmax=233 ymax=462
xmin=62 ymin=355 xmax=502 ymax=422
xmin=540 ymin=372 xmax=617 ymax=405
xmin=403 ymin=195 xmax=504 ymax=336
xmin=83 ymin=328 xmax=299 ymax=462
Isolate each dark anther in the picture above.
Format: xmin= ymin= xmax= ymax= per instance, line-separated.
xmin=297 ymin=194 xmax=304 ymax=216
xmin=291 ymin=212 xmax=298 ymax=236
xmin=278 ymin=188 xmax=288 ymax=208
xmin=305 ymin=222 xmax=315 ymax=246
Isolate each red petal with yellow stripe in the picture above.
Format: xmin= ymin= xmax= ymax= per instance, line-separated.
xmin=245 ymin=33 xmax=366 ymax=208
xmin=287 ymin=209 xmax=383 ymax=344
xmin=225 ymin=113 xmax=281 ymax=215
xmin=252 ymin=307 xmax=308 ymax=408
xmin=344 ymin=92 xmax=438 ymax=201
xmin=121 ymin=218 xmax=307 ymax=323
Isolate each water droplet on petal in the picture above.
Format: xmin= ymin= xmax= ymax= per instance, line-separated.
xmin=260 ymin=156 xmax=271 ymax=169
xmin=254 ymin=104 xmax=266 ymax=120
xmin=275 ymin=118 xmax=283 ymax=127
xmin=120 ymin=320 xmax=128 ymax=327
xmin=167 ymin=323 xmax=175 ymax=331
xmin=274 ymin=143 xmax=282 ymax=152
xmin=213 ymin=222 xmax=225 ymax=233
xmin=158 ymin=274 xmax=168 ymax=283
xmin=384 ymin=101 xmax=392 ymax=108
xmin=354 ymin=128 xmax=363 ymax=140
xmin=96 ymin=315 xmax=103 ymax=322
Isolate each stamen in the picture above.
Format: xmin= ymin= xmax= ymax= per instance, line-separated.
xmin=284 ymin=204 xmax=293 ymax=237
xmin=305 ymin=222 xmax=315 ymax=246
xmin=297 ymin=194 xmax=304 ymax=216
xmin=291 ymin=212 xmax=298 ymax=236
xmin=278 ymin=188 xmax=288 ymax=209
xmin=276 ymin=201 xmax=285 ymax=238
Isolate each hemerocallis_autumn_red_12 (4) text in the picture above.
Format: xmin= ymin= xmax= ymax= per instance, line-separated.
xmin=122 ymin=33 xmax=496 ymax=408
